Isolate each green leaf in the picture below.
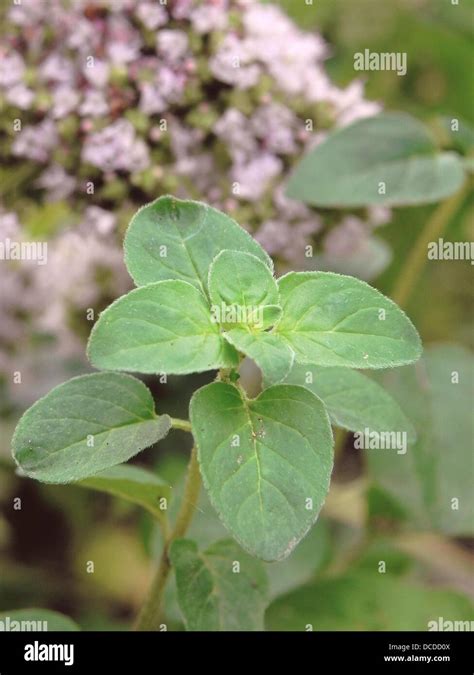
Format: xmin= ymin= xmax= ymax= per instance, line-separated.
xmin=266 ymin=571 xmax=474 ymax=631
xmin=124 ymin=196 xmax=272 ymax=295
xmin=0 ymin=609 xmax=79 ymax=631
xmin=368 ymin=344 xmax=474 ymax=535
xmin=436 ymin=115 xmax=474 ymax=155
xmin=275 ymin=272 xmax=422 ymax=369
xmin=283 ymin=364 xmax=416 ymax=441
xmin=79 ymin=464 xmax=171 ymax=522
xmin=87 ymin=280 xmax=239 ymax=374
xmin=286 ymin=112 xmax=466 ymax=207
xmin=208 ymin=250 xmax=280 ymax=329
xmin=265 ymin=520 xmax=331 ymax=599
xmin=12 ymin=373 xmax=171 ymax=483
xmin=169 ymin=538 xmax=268 ymax=631
xmin=223 ymin=328 xmax=295 ymax=386
xmin=190 ymin=382 xmax=333 ymax=561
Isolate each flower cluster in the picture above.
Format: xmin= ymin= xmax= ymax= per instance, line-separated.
xmin=0 ymin=0 xmax=386 ymax=401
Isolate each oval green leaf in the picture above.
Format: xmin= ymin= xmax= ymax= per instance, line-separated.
xmin=169 ymin=538 xmax=268 ymax=631
xmin=368 ymin=344 xmax=474 ymax=535
xmin=87 ymin=280 xmax=239 ymax=374
xmin=79 ymin=464 xmax=171 ymax=523
xmin=209 ymin=250 xmax=280 ymax=329
xmin=190 ymin=381 xmax=334 ymax=561
xmin=12 ymin=373 xmax=171 ymax=483
xmin=124 ymin=196 xmax=272 ymax=295
xmin=284 ymin=363 xmax=416 ymax=441
xmin=266 ymin=571 xmax=474 ymax=631
xmin=275 ymin=272 xmax=422 ymax=369
xmin=286 ymin=112 xmax=466 ymax=207
xmin=224 ymin=328 xmax=295 ymax=386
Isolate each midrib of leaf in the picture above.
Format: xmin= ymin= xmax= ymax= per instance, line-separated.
xmin=170 ymin=206 xmax=210 ymax=301
xmin=205 ymin=393 xmax=265 ymax=529
xmin=228 ymin=257 xmax=271 ymax=308
xmin=146 ymin=249 xmax=200 ymax=287
xmin=242 ymin=398 xmax=265 ymax=523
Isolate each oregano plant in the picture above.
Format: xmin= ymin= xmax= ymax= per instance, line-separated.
xmin=11 ymin=195 xmax=422 ymax=631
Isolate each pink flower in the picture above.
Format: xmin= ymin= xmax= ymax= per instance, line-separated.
xmin=0 ymin=51 xmax=25 ymax=87
xmin=82 ymin=59 xmax=110 ymax=88
xmin=12 ymin=119 xmax=58 ymax=163
xmin=79 ymin=89 xmax=109 ymax=117
xmin=106 ymin=16 xmax=142 ymax=65
xmin=324 ymin=217 xmax=368 ymax=257
xmin=52 ymin=86 xmax=80 ymax=119
xmin=82 ymin=120 xmax=150 ymax=172
xmin=36 ymin=165 xmax=76 ymax=201
xmin=6 ymin=84 xmax=34 ymax=109
xmin=251 ymin=103 xmax=298 ymax=155
xmin=232 ymin=153 xmax=282 ymax=201
xmin=0 ymin=210 xmax=21 ymax=239
xmin=139 ymin=67 xmax=186 ymax=114
xmin=83 ymin=206 xmax=116 ymax=236
xmin=39 ymin=54 xmax=76 ymax=85
xmin=190 ymin=5 xmax=229 ymax=33
xmin=210 ymin=34 xmax=261 ymax=89
xmin=156 ymin=30 xmax=189 ymax=63
xmin=214 ymin=108 xmax=257 ymax=164
xmin=136 ymin=2 xmax=168 ymax=30
xmin=329 ymin=80 xmax=382 ymax=127
xmin=170 ymin=0 xmax=194 ymax=20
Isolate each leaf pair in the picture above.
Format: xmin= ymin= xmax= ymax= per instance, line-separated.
xmin=221 ymin=266 xmax=422 ymax=388
xmin=87 ymin=197 xmax=284 ymax=376
xmin=88 ymin=196 xmax=421 ymax=386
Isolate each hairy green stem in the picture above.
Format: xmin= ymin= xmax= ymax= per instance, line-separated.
xmin=392 ymin=182 xmax=469 ymax=309
xmin=170 ymin=417 xmax=192 ymax=432
xmin=134 ymin=445 xmax=201 ymax=631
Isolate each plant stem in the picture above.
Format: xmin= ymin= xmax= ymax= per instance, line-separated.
xmin=392 ymin=182 xmax=468 ymax=309
xmin=169 ymin=417 xmax=192 ymax=433
xmin=333 ymin=426 xmax=347 ymax=460
xmin=134 ymin=445 xmax=201 ymax=631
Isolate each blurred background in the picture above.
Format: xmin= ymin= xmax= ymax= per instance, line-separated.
xmin=0 ymin=0 xmax=472 ymax=630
